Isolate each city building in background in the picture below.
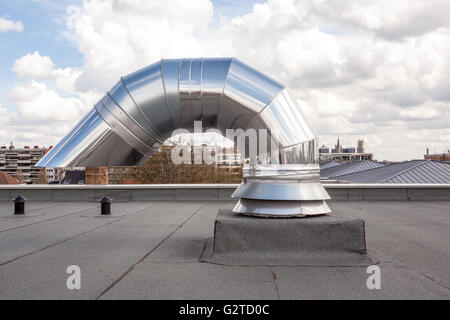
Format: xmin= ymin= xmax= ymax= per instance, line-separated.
xmin=357 ymin=139 xmax=365 ymax=153
xmin=424 ymin=148 xmax=450 ymax=162
xmin=319 ymin=138 xmax=373 ymax=163
xmin=60 ymin=169 xmax=85 ymax=184
xmin=214 ymin=146 xmax=242 ymax=168
xmin=108 ymin=166 xmax=139 ymax=184
xmin=0 ymin=143 xmax=49 ymax=184
xmin=85 ymin=166 xmax=108 ymax=185
xmin=56 ymin=144 xmax=244 ymax=185
xmin=0 ymin=142 xmax=112 ymax=184
xmin=3 ymin=139 xmax=449 ymax=185
xmin=44 ymin=167 xmax=64 ymax=183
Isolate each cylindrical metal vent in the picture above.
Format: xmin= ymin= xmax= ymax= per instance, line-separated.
xmin=36 ymin=58 xmax=330 ymax=217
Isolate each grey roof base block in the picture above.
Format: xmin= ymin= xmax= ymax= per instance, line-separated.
xmin=201 ymin=209 xmax=376 ymax=266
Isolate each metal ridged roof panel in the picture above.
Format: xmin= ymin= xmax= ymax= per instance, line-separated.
xmin=383 ymin=160 xmax=450 ymax=183
xmin=320 ymin=161 xmax=342 ymax=170
xmin=334 ymin=160 xmax=424 ymax=183
xmin=320 ymin=160 xmax=386 ymax=178
xmin=334 ymin=160 xmax=450 ymax=183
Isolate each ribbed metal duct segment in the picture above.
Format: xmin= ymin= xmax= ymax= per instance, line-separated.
xmin=36 ymin=58 xmax=330 ymax=216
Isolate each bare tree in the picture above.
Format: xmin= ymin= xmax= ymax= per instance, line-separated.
xmin=13 ymin=169 xmax=25 ymax=183
xmin=36 ymin=168 xmax=48 ymax=184
xmin=136 ymin=146 xmax=242 ymax=184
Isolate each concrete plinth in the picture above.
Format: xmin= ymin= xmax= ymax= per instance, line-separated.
xmin=201 ymin=209 xmax=376 ymax=266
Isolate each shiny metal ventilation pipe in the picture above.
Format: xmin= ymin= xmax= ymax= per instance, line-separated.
xmin=36 ymin=58 xmax=330 ymax=217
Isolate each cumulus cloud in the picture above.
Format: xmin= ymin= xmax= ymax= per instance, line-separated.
xmin=308 ymin=0 xmax=450 ymax=40
xmin=13 ymin=51 xmax=55 ymax=79
xmin=4 ymin=0 xmax=450 ymax=160
xmin=9 ymin=81 xmax=86 ymax=121
xmin=0 ymin=104 xmax=12 ymax=146
xmin=0 ymin=103 xmax=10 ymax=121
xmin=0 ymin=17 xmax=23 ymax=32
xmin=7 ymin=52 xmax=91 ymax=146
xmin=13 ymin=51 xmax=83 ymax=92
xmin=67 ymin=0 xmax=214 ymax=92
xmin=3 ymin=80 xmax=90 ymax=149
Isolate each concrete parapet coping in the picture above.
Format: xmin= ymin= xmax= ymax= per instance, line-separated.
xmin=0 ymin=184 xmax=241 ymax=190
xmin=0 ymin=183 xmax=449 ymax=190
xmin=0 ymin=183 xmax=449 ymax=201
xmin=324 ymin=183 xmax=450 ymax=189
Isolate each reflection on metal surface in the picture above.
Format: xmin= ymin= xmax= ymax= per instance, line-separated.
xmin=232 ymin=181 xmax=330 ymax=201
xmin=36 ymin=58 xmax=330 ymax=217
xmin=233 ymin=199 xmax=330 ymax=217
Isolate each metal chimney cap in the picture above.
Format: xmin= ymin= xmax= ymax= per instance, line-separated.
xmin=99 ymin=196 xmax=112 ymax=203
xmin=13 ymin=195 xmax=27 ymax=203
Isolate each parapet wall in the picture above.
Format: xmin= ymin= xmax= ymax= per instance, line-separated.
xmin=0 ymin=184 xmax=449 ymax=202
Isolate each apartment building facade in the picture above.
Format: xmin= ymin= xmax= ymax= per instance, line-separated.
xmin=0 ymin=144 xmax=50 ymax=184
xmin=319 ymin=138 xmax=373 ymax=163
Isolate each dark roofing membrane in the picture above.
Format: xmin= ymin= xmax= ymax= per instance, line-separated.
xmin=335 ymin=160 xmax=450 ymax=183
xmin=0 ymin=200 xmax=449 ymax=299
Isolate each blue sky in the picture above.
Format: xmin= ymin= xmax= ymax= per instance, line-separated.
xmin=0 ymin=0 xmax=82 ymax=111
xmin=0 ymin=0 xmax=260 ymax=112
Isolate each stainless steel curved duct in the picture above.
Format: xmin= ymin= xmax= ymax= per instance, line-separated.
xmin=36 ymin=58 xmax=330 ymax=217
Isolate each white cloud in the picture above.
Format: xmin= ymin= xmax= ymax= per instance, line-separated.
xmin=9 ymin=81 xmax=86 ymax=121
xmin=0 ymin=104 xmax=11 ymax=123
xmin=10 ymin=51 xmax=88 ymax=129
xmin=67 ymin=0 xmax=214 ymax=92
xmin=4 ymin=80 xmax=90 ymax=148
xmin=5 ymin=0 xmax=450 ymax=160
xmin=13 ymin=52 xmax=83 ymax=92
xmin=309 ymin=0 xmax=450 ymax=40
xmin=0 ymin=105 xmax=11 ymax=145
xmin=13 ymin=51 xmax=55 ymax=79
xmin=0 ymin=17 xmax=23 ymax=32
xmin=7 ymin=50 xmax=98 ymax=147
xmin=7 ymin=51 xmax=89 ymax=146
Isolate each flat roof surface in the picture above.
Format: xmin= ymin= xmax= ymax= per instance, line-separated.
xmin=0 ymin=200 xmax=449 ymax=299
